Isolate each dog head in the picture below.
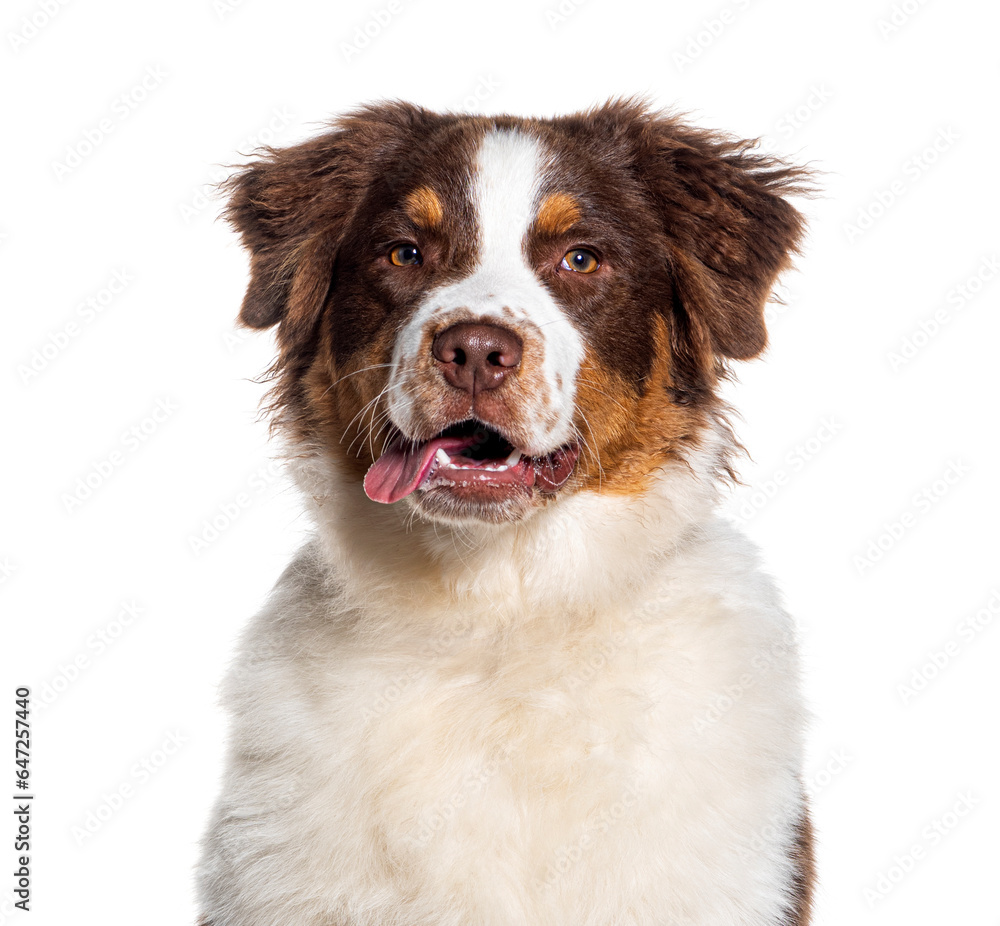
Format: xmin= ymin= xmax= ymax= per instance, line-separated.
xmin=225 ymin=100 xmax=807 ymax=526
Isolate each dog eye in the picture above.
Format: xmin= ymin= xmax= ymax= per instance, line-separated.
xmin=560 ymin=248 xmax=599 ymax=273
xmin=389 ymin=244 xmax=422 ymax=267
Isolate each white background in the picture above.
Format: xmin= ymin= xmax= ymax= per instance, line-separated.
xmin=2 ymin=0 xmax=998 ymax=922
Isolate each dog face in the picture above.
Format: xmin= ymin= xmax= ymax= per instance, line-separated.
xmin=226 ymin=100 xmax=806 ymax=524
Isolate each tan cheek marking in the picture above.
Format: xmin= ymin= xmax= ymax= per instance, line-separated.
xmin=536 ymin=192 xmax=581 ymax=236
xmin=405 ymin=186 xmax=444 ymax=228
xmin=572 ymin=316 xmax=710 ymax=496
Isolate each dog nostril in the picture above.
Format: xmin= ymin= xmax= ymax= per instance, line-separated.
xmin=432 ymin=322 xmax=523 ymax=394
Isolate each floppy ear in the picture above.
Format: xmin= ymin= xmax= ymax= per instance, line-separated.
xmin=224 ymin=136 xmax=351 ymax=341
xmin=222 ymin=101 xmax=431 ymax=345
xmin=638 ymin=114 xmax=810 ymax=392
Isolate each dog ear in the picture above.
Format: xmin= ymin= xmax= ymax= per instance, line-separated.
xmin=222 ymin=102 xmax=430 ymax=345
xmin=637 ymin=112 xmax=810 ymax=393
xmin=224 ymin=137 xmax=349 ymax=340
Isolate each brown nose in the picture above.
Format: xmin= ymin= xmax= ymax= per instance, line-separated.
xmin=431 ymin=322 xmax=523 ymax=394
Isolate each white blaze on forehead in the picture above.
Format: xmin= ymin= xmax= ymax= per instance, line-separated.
xmin=474 ymin=129 xmax=544 ymax=274
xmin=387 ymin=129 xmax=585 ymax=453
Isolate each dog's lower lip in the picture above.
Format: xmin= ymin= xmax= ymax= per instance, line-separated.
xmin=363 ymin=426 xmax=580 ymax=504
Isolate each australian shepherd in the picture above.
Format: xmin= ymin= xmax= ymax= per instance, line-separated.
xmin=198 ymin=99 xmax=814 ymax=926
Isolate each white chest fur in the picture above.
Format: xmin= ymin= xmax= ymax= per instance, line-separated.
xmin=199 ymin=505 xmax=806 ymax=926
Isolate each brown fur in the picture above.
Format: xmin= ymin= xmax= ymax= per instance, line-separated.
xmin=572 ymin=315 xmax=712 ymax=496
xmin=784 ymin=805 xmax=817 ymax=925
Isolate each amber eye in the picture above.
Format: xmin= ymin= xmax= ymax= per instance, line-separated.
xmin=389 ymin=244 xmax=422 ymax=266
xmin=560 ymin=248 xmax=599 ymax=273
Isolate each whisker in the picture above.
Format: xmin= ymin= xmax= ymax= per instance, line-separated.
xmin=575 ymin=409 xmax=605 ymax=492
xmin=315 ymin=364 xmax=394 ymax=404
xmin=330 ymin=363 xmax=393 ymax=388
xmin=341 ymin=387 xmax=389 ymax=446
xmin=346 ymin=384 xmax=422 ymax=461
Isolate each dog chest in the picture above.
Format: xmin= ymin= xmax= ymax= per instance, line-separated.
xmin=273 ymin=590 xmax=797 ymax=907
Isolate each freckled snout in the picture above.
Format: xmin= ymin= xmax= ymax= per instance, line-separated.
xmin=431 ymin=322 xmax=523 ymax=395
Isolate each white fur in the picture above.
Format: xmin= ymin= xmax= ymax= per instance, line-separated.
xmin=197 ymin=425 xmax=808 ymax=925
xmin=388 ymin=130 xmax=584 ymax=453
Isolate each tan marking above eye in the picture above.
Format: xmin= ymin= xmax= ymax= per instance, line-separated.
xmin=561 ymin=248 xmax=599 ymax=273
xmin=405 ymin=186 xmax=444 ymax=228
xmin=536 ymin=192 xmax=581 ymax=236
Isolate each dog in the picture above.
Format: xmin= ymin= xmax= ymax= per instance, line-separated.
xmin=197 ymin=99 xmax=814 ymax=926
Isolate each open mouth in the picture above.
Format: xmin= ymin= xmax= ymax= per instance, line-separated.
xmin=363 ymin=420 xmax=581 ymax=505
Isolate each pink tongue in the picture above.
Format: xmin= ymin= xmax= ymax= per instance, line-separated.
xmin=364 ymin=436 xmax=477 ymax=504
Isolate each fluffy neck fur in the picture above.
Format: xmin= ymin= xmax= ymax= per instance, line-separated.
xmin=288 ymin=425 xmax=729 ymax=630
